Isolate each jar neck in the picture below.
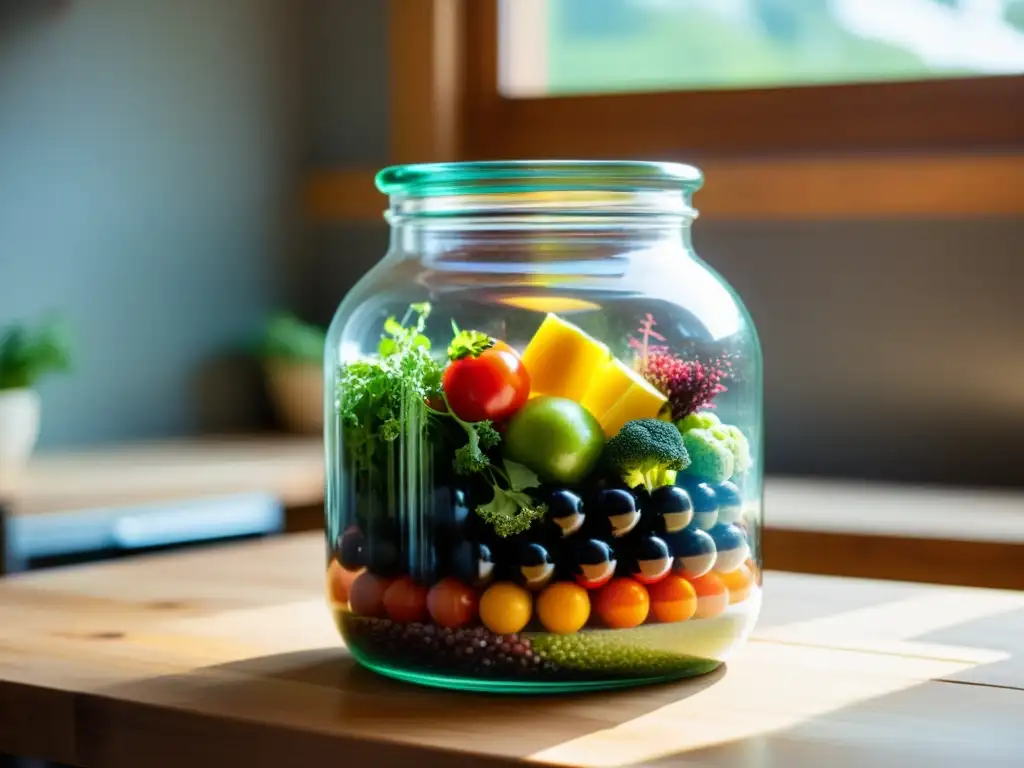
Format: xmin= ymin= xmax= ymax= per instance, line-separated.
xmin=386 ymin=188 xmax=697 ymax=270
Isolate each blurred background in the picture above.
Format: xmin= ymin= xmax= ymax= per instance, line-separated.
xmin=0 ymin=0 xmax=1021 ymax=574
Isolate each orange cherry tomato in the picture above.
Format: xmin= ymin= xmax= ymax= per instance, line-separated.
xmin=594 ymin=578 xmax=650 ymax=629
xmin=537 ymin=582 xmax=590 ymax=634
xmin=691 ymin=572 xmax=728 ymax=619
xmin=326 ymin=559 xmax=363 ymax=605
xmin=719 ymin=563 xmax=754 ymax=605
xmin=426 ymin=577 xmax=478 ymax=628
xmin=383 ymin=576 xmax=429 ymax=623
xmin=442 ymin=335 xmax=530 ymax=423
xmin=348 ymin=572 xmax=391 ymax=617
xmin=647 ymin=574 xmax=697 ymax=623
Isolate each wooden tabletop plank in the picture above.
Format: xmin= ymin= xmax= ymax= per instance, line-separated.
xmin=9 ymin=436 xmax=324 ymax=515
xmin=1 ymin=533 xmax=1023 ymax=767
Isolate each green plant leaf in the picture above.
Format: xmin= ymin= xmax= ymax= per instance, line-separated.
xmin=502 ymin=459 xmax=541 ymax=492
xmin=0 ymin=315 xmax=73 ymax=390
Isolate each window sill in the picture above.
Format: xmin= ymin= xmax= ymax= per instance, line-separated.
xmin=764 ymin=476 xmax=1024 ymax=590
xmin=304 ymin=152 xmax=1024 ymax=223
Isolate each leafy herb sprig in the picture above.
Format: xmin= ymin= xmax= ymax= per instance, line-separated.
xmin=426 ymin=391 xmax=546 ymax=537
xmin=338 ymin=303 xmax=441 ymax=471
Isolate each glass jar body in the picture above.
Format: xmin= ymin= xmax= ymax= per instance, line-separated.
xmin=324 ymin=180 xmax=763 ymax=693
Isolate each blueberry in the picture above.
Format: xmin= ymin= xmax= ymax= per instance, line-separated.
xmin=450 ymin=539 xmax=495 ymax=588
xmin=514 ymin=542 xmax=555 ymax=591
xmin=664 ymin=527 xmax=717 ymax=579
xmin=572 ymin=538 xmax=616 ymax=589
xmin=433 ymin=486 xmax=471 ymax=542
xmin=677 ymin=477 xmax=718 ymax=530
xmin=547 ymin=488 xmax=586 ymax=538
xmin=709 ymin=523 xmax=749 ymax=573
xmin=713 ymin=481 xmax=743 ymax=525
xmin=364 ymin=523 xmax=402 ymax=577
xmin=595 ymin=488 xmax=641 ymax=539
xmin=648 ymin=486 xmax=694 ymax=534
xmin=337 ymin=526 xmax=366 ymax=570
xmin=628 ymin=534 xmax=673 ymax=585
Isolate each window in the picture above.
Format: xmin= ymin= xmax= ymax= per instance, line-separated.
xmin=460 ymin=0 xmax=1024 ymax=157
xmin=501 ymin=0 xmax=1024 ymax=97
xmin=304 ymin=0 xmax=1023 ymax=223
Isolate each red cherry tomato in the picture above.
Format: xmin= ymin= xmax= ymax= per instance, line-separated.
xmin=442 ymin=337 xmax=530 ymax=423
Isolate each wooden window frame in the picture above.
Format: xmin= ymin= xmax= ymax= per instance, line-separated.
xmin=462 ymin=0 xmax=1024 ymax=159
xmin=304 ymin=0 xmax=1024 ymax=221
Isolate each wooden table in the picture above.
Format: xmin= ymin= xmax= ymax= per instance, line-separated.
xmin=1 ymin=533 xmax=1022 ymax=768
xmin=10 ymin=436 xmax=325 ymax=516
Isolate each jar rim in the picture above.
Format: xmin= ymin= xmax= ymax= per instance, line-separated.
xmin=375 ymin=160 xmax=704 ymax=197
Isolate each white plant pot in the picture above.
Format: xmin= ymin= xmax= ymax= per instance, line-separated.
xmin=0 ymin=388 xmax=41 ymax=496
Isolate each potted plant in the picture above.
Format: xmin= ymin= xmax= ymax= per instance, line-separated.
xmin=259 ymin=312 xmax=326 ymax=434
xmin=0 ymin=316 xmax=72 ymax=481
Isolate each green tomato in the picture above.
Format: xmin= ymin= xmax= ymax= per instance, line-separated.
xmin=503 ymin=396 xmax=605 ymax=485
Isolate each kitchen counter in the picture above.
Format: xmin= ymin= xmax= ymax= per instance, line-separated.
xmin=1 ymin=531 xmax=1022 ymax=767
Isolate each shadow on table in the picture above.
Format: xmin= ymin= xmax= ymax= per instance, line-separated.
xmin=79 ymin=648 xmax=727 ymax=764
xmin=77 ymin=594 xmax=1024 ymax=766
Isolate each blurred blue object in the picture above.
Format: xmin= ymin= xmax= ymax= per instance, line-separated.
xmin=3 ymin=492 xmax=284 ymax=573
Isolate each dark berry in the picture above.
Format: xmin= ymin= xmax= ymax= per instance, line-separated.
xmin=449 ymin=539 xmax=495 ymax=588
xmin=649 ymin=486 xmax=694 ymax=534
xmin=514 ymin=542 xmax=555 ymax=591
xmin=595 ymin=488 xmax=640 ymax=539
xmin=678 ymin=476 xmax=717 ymax=513
xmin=338 ymin=525 xmax=366 ymax=570
xmin=666 ymin=526 xmax=717 ymax=579
xmin=628 ymin=534 xmax=673 ymax=584
xmin=572 ymin=538 xmax=617 ymax=589
xmin=546 ymin=488 xmax=586 ymax=538
xmin=365 ymin=534 xmax=401 ymax=577
xmin=713 ymin=480 xmax=743 ymax=525
xmin=433 ymin=485 xmax=471 ymax=542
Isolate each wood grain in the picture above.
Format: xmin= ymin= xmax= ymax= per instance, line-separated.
xmin=1 ymin=533 xmax=1022 ymax=767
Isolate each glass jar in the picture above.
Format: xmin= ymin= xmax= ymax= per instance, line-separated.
xmin=324 ymin=161 xmax=762 ymax=693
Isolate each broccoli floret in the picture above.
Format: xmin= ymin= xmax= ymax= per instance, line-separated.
xmin=677 ymin=413 xmax=751 ymax=480
xmin=476 ymin=421 xmax=501 ymax=450
xmin=603 ymin=418 xmax=690 ymax=492
xmin=676 ymin=410 xmax=721 ymax=434
xmin=681 ymin=428 xmax=734 ymax=483
xmin=475 ymin=487 xmax=546 ymax=537
xmin=711 ymin=424 xmax=750 ymax=475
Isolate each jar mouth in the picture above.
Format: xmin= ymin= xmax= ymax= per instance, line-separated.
xmin=376 ymin=160 xmax=703 ymax=197
xmin=377 ymin=161 xmax=702 ymax=222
